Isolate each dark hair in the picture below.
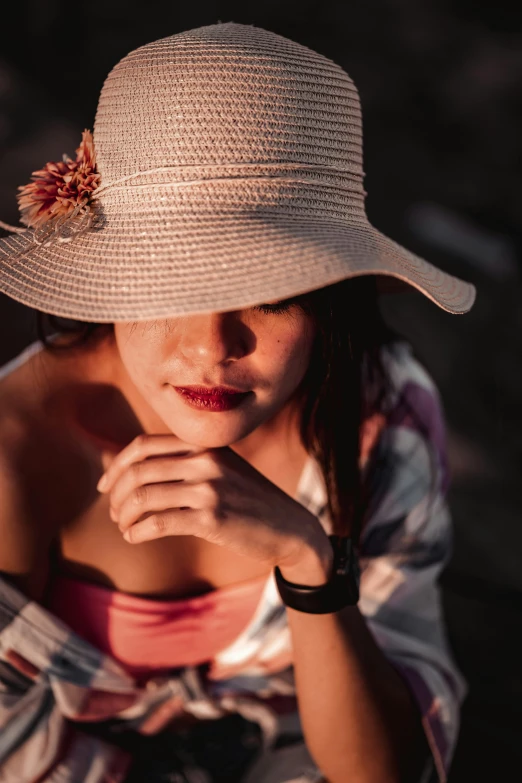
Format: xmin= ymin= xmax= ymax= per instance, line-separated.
xmin=36 ymin=275 xmax=398 ymax=543
xmin=292 ymin=276 xmax=397 ymax=543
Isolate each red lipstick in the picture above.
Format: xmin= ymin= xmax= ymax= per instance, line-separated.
xmin=173 ymin=385 xmax=251 ymax=412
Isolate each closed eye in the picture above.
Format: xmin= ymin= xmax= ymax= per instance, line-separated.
xmin=253 ymin=301 xmax=293 ymax=315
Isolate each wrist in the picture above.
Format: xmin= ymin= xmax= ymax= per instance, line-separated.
xmin=278 ymin=539 xmax=334 ymax=586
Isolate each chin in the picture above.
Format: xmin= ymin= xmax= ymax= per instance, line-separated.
xmin=159 ymin=414 xmax=258 ymax=449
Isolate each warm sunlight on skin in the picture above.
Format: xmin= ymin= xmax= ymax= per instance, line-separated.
xmin=113 ymin=302 xmax=316 ymax=451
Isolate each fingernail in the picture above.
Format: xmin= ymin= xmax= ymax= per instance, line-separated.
xmin=97 ymin=474 xmax=107 ymax=492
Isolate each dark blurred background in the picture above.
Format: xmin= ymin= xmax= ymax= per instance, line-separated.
xmin=1 ymin=2 xmax=521 ymax=780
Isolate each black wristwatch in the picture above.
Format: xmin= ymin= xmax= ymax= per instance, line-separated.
xmin=274 ymin=535 xmax=360 ymax=614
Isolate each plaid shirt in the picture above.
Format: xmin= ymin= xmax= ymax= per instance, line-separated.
xmin=0 ymin=340 xmax=466 ymax=783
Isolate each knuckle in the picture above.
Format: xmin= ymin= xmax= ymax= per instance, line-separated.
xmin=133 ymin=434 xmax=148 ymax=452
xmin=130 ymin=462 xmax=143 ymax=482
xmin=201 ymin=479 xmax=219 ymax=506
xmin=151 ymin=514 xmax=168 ymax=536
xmin=132 ymin=484 xmax=148 ymax=507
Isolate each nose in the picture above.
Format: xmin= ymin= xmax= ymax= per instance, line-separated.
xmin=177 ymin=311 xmax=252 ymax=365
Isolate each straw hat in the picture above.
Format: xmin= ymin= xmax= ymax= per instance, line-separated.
xmin=0 ymin=22 xmax=476 ymax=321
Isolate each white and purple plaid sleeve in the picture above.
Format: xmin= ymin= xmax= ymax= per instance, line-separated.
xmin=358 ymin=341 xmax=467 ymax=783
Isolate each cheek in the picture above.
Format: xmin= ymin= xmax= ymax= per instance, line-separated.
xmin=259 ymin=320 xmax=315 ymax=391
xmin=114 ymin=325 xmax=161 ymax=393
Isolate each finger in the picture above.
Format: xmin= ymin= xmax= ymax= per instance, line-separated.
xmin=115 ymin=481 xmax=206 ymax=532
xmin=109 ymin=455 xmax=217 ymax=517
xmin=123 ymin=507 xmax=206 ymax=544
xmin=101 ymin=450 xmax=116 ymax=472
xmin=97 ymin=434 xmax=202 ymax=493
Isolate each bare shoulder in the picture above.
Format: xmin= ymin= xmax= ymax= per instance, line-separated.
xmin=0 ymin=408 xmax=53 ymax=600
xmin=0 ymin=346 xmax=101 ymax=600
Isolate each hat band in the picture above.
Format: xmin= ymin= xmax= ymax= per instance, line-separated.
xmin=92 ymin=160 xmax=365 ymax=199
xmin=1 ymin=160 xmax=366 ymax=262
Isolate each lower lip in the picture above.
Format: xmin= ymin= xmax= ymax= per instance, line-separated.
xmin=174 ymin=388 xmax=251 ymax=411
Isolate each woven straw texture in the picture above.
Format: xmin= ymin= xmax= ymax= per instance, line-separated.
xmin=0 ymin=22 xmax=476 ymax=321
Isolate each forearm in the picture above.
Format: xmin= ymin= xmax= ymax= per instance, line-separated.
xmin=280 ymin=555 xmax=429 ymax=783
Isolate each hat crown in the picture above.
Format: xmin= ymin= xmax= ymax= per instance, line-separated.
xmin=93 ymin=22 xmax=364 ymax=184
xmin=0 ymin=22 xmax=475 ymax=322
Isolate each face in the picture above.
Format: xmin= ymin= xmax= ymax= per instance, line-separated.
xmin=113 ymin=301 xmax=316 ymax=448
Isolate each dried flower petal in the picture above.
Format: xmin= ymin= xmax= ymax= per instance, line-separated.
xmin=17 ymin=130 xmax=101 ymax=228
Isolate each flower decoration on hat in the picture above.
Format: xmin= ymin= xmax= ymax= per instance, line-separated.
xmin=17 ymin=130 xmax=101 ymax=229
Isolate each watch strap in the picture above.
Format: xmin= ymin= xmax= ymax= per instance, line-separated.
xmin=274 ymin=535 xmax=360 ymax=614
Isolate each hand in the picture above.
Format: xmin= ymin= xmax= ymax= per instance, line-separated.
xmin=97 ymin=434 xmax=333 ymax=580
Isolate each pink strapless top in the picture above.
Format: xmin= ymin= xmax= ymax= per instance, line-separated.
xmin=46 ymin=574 xmax=269 ymax=677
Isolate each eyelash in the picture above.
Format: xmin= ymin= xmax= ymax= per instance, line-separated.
xmin=254 ymin=302 xmax=292 ymax=315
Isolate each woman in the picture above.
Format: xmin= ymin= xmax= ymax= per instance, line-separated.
xmin=0 ymin=22 xmax=474 ymax=783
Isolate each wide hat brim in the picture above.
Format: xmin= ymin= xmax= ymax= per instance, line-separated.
xmin=0 ymin=21 xmax=477 ymax=321
xmin=0 ymin=210 xmax=476 ymax=321
xmin=0 ymin=202 xmax=476 ymax=321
